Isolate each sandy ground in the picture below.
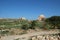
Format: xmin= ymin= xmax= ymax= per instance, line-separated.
xmin=0 ymin=29 xmax=60 ymax=40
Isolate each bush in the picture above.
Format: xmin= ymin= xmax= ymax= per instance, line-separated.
xmin=21 ymin=24 xmax=29 ymax=30
xmin=1 ymin=30 xmax=9 ymax=34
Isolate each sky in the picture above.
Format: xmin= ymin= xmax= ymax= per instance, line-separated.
xmin=0 ymin=0 xmax=60 ymax=20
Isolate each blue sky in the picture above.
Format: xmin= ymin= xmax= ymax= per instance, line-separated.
xmin=0 ymin=0 xmax=60 ymax=20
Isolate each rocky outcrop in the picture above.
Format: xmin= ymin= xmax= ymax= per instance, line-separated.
xmin=31 ymin=35 xmax=60 ymax=40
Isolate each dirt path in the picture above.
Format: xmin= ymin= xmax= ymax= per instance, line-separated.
xmin=0 ymin=30 xmax=60 ymax=40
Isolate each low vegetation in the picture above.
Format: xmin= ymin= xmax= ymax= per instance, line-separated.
xmin=0 ymin=16 xmax=60 ymax=35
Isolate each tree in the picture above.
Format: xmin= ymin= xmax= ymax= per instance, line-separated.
xmin=29 ymin=20 xmax=44 ymax=29
xmin=45 ymin=16 xmax=60 ymax=29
